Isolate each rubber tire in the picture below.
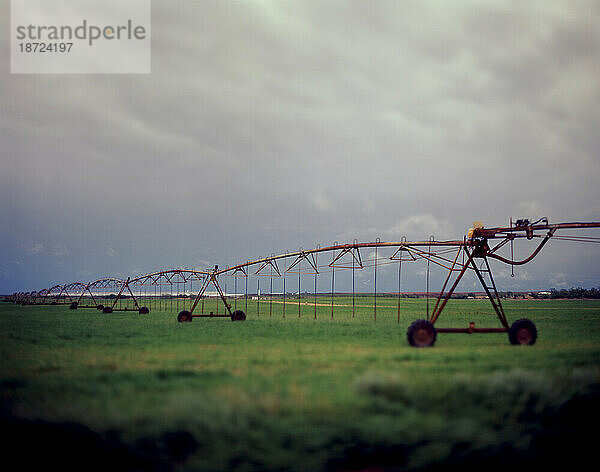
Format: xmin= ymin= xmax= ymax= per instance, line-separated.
xmin=138 ymin=307 xmax=150 ymax=314
xmin=231 ymin=310 xmax=246 ymax=321
xmin=51 ymin=302 xmax=57 ymax=305
xmin=177 ymin=310 xmax=192 ymax=323
xmin=69 ymin=302 xmax=78 ymax=310
xmin=407 ymin=319 xmax=437 ymax=347
xmin=509 ymin=319 xmax=537 ymax=345
xmin=103 ymin=306 xmax=113 ymax=314
xmin=96 ymin=305 xmax=104 ymax=311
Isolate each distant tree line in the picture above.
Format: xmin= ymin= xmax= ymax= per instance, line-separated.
xmin=467 ymin=288 xmax=600 ymax=299
xmin=546 ymin=287 xmax=600 ymax=299
xmin=493 ymin=288 xmax=600 ymax=299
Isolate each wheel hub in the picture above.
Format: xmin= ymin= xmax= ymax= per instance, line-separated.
xmin=516 ymin=327 xmax=532 ymax=344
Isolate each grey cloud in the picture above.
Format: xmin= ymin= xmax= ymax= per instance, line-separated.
xmin=18 ymin=242 xmax=45 ymax=255
xmin=1 ymin=0 xmax=599 ymax=292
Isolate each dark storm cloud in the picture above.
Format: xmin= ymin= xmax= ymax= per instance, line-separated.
xmin=1 ymin=0 xmax=599 ymax=292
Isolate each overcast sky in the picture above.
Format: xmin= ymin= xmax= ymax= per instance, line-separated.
xmin=1 ymin=0 xmax=599 ymax=294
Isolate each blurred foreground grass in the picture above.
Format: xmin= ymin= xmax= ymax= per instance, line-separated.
xmin=1 ymin=299 xmax=599 ymax=471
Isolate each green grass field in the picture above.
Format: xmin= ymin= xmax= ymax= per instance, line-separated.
xmin=1 ymin=298 xmax=599 ymax=471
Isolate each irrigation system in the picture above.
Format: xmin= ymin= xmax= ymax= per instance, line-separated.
xmin=6 ymin=218 xmax=600 ymax=347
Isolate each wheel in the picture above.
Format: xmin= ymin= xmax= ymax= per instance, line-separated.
xmin=407 ymin=319 xmax=437 ymax=347
xmin=138 ymin=307 xmax=149 ymax=314
xmin=177 ymin=310 xmax=192 ymax=322
xmin=509 ymin=319 xmax=537 ymax=345
xmin=231 ymin=310 xmax=246 ymax=321
xmin=103 ymin=306 xmax=113 ymax=314
xmin=69 ymin=302 xmax=78 ymax=310
xmin=51 ymin=301 xmax=57 ymax=305
xmin=96 ymin=305 xmax=104 ymax=311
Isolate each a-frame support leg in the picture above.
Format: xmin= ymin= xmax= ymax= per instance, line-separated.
xmin=429 ymin=245 xmax=510 ymax=334
xmin=467 ymin=249 xmax=509 ymax=329
xmin=189 ymin=272 xmax=232 ymax=317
